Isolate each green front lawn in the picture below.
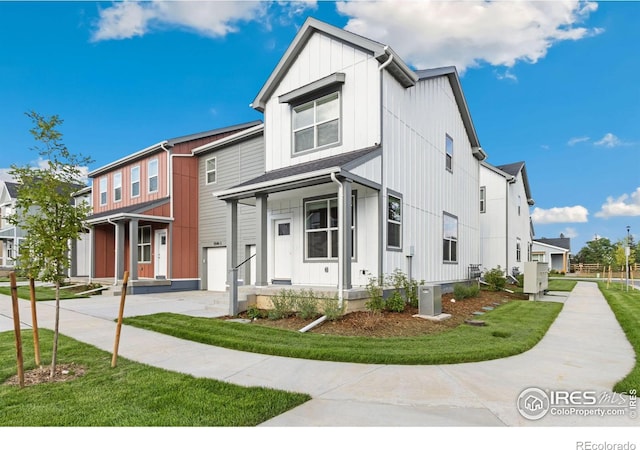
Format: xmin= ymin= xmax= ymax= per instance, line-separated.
xmin=123 ymin=300 xmax=563 ymax=365
xmin=0 ymin=285 xmax=89 ymax=300
xmin=547 ymin=279 xmax=577 ymax=291
xmin=598 ymin=282 xmax=640 ymax=393
xmin=0 ymin=329 xmax=310 ymax=426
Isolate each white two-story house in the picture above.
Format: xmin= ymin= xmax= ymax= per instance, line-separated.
xmin=215 ymin=18 xmax=487 ymax=306
xmin=480 ymin=161 xmax=535 ymax=278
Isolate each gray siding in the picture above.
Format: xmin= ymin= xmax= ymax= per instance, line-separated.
xmin=198 ymin=134 xmax=265 ymax=288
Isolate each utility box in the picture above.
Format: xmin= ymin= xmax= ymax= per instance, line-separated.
xmin=524 ymin=262 xmax=549 ymax=300
xmin=419 ymin=284 xmax=442 ymax=316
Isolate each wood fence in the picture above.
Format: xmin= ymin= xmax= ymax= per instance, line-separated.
xmin=571 ymin=262 xmax=639 ymax=274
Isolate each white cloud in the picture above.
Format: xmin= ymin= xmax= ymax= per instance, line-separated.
xmin=531 ymin=206 xmax=589 ymax=224
xmin=92 ymin=1 xmax=269 ymax=41
xmin=594 ymin=133 xmax=623 ymax=148
xmin=336 ymin=0 xmax=602 ymax=73
xmin=595 ymin=187 xmax=640 ymax=218
xmin=568 ymin=136 xmax=590 ymax=146
xmin=561 ymin=227 xmax=578 ymax=239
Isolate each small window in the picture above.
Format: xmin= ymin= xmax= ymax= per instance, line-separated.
xmin=278 ymin=223 xmax=290 ymax=236
xmin=443 ymin=213 xmax=458 ymax=263
xmin=304 ymin=194 xmax=355 ymax=259
xmin=518 ymin=194 xmax=522 ymax=216
xmin=293 ymin=92 xmax=340 ymax=153
xmin=137 ymin=227 xmax=151 ymax=263
xmin=445 ymin=134 xmax=454 ymax=172
xmin=148 ymin=159 xmax=158 ymax=193
xmin=480 ymin=186 xmax=486 ymax=213
xmin=387 ymin=194 xmax=402 ymax=250
xmin=99 ymin=178 xmax=107 ymax=206
xmin=206 ymin=157 xmax=217 ymax=184
xmin=113 ymin=172 xmax=122 ymax=202
xmin=131 ymin=166 xmax=140 ymax=198
xmin=516 ymin=239 xmax=522 ymax=262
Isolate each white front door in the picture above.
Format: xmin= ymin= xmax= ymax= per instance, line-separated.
xmin=273 ymin=219 xmax=292 ymax=280
xmin=206 ymin=247 xmax=227 ymax=291
xmin=154 ymin=229 xmax=167 ymax=279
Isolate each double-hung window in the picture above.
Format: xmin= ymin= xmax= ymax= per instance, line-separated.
xmin=99 ymin=178 xmax=107 ymax=206
xmin=148 ymin=159 xmax=158 ymax=193
xmin=293 ymin=92 xmax=340 ymax=153
xmin=516 ymin=238 xmax=522 ymax=262
xmin=480 ymin=186 xmax=486 ymax=213
xmin=445 ymin=134 xmax=454 ymax=172
xmin=304 ymin=195 xmax=355 ymax=259
xmin=131 ymin=166 xmax=140 ymax=198
xmin=206 ymin=157 xmax=217 ymax=184
xmin=387 ymin=193 xmax=402 ymax=250
xmin=443 ymin=212 xmax=458 ymax=263
xmin=137 ymin=226 xmax=151 ymax=263
xmin=113 ymin=172 xmax=122 ymax=202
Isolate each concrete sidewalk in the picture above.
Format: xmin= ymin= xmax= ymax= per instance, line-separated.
xmin=0 ymin=282 xmax=637 ymax=426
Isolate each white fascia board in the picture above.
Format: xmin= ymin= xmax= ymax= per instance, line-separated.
xmin=191 ymin=124 xmax=264 ymax=156
xmin=88 ymin=141 xmax=169 ymax=178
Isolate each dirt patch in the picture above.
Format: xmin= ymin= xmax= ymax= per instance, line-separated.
xmin=237 ymin=288 xmax=527 ymax=337
xmin=3 ymin=363 xmax=86 ymax=387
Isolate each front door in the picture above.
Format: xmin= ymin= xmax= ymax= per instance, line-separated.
xmin=273 ymin=219 xmax=292 ymax=281
xmin=154 ymin=229 xmax=167 ymax=279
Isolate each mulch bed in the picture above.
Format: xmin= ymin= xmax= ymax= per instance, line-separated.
xmin=3 ymin=363 xmax=86 ymax=387
xmin=236 ymin=288 xmax=528 ymax=337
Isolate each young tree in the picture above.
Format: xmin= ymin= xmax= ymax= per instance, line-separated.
xmin=9 ymin=111 xmax=92 ymax=378
xmin=574 ymin=237 xmax=615 ymax=266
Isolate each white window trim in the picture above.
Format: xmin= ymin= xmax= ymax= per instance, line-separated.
xmin=292 ymin=91 xmax=341 ymax=155
xmin=148 ymin=159 xmax=159 ymax=194
xmin=131 ymin=165 xmax=140 ymax=198
xmin=113 ymin=172 xmax=122 ymax=203
xmin=303 ymin=194 xmax=356 ymax=261
xmin=138 ymin=226 xmax=152 ymax=263
xmin=99 ymin=178 xmax=107 ymax=206
xmin=480 ymin=186 xmax=486 ymax=213
xmin=205 ymin=157 xmax=217 ymax=185
xmin=516 ymin=238 xmax=522 ymax=262
xmin=445 ymin=134 xmax=454 ymax=173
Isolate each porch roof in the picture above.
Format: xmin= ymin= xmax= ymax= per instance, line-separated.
xmin=86 ymin=198 xmax=173 ymax=225
xmin=215 ymin=146 xmax=381 ymax=201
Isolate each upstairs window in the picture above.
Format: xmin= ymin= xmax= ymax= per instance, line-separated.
xmin=443 ymin=212 xmax=458 ymax=263
xmin=293 ymin=92 xmax=340 ymax=153
xmin=99 ymin=178 xmax=107 ymax=206
xmin=206 ymin=157 xmax=217 ymax=184
xmin=148 ymin=159 xmax=158 ymax=193
xmin=480 ymin=186 xmax=486 ymax=213
xmin=445 ymin=134 xmax=454 ymax=172
xmin=113 ymin=172 xmax=122 ymax=202
xmin=131 ymin=166 xmax=140 ymax=198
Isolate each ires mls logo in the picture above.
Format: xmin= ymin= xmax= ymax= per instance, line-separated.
xmin=517 ymin=387 xmax=551 ymax=420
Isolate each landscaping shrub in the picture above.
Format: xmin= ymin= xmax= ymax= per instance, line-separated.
xmin=484 ymin=266 xmax=507 ymax=291
xmin=268 ymin=289 xmax=295 ymax=320
xmin=296 ymin=289 xmax=320 ymax=320
xmin=246 ymin=305 xmax=263 ymax=320
xmin=365 ymin=276 xmax=385 ymax=313
xmin=385 ymin=291 xmax=406 ymax=312
xmin=322 ymin=295 xmax=345 ymax=321
xmin=453 ymin=283 xmax=480 ymax=299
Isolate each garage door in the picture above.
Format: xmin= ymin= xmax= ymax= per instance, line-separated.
xmin=206 ymin=247 xmax=227 ymax=291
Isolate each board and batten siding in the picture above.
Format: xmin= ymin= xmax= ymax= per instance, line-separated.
xmin=263 ymin=31 xmax=381 ymax=172
xmin=198 ymin=134 xmax=265 ymax=288
xmin=381 ymin=71 xmax=481 ymax=284
xmin=480 ymin=167 xmax=508 ymax=274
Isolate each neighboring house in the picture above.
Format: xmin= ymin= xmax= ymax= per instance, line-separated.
xmin=70 ymin=185 xmax=92 ymax=278
xmin=532 ymin=235 xmax=571 ymax=273
xmin=0 ymin=181 xmax=24 ymax=268
xmin=480 ymin=161 xmax=535 ymax=278
xmin=85 ymin=121 xmax=261 ymax=293
xmin=215 ymin=17 xmax=487 ymax=300
xmin=193 ymin=123 xmax=265 ymax=291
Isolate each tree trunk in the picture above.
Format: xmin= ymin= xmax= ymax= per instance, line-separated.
xmin=50 ymin=280 xmax=61 ymax=378
xmin=29 ymin=277 xmax=41 ymax=366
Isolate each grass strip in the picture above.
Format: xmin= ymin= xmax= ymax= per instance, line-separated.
xmin=597 ymin=282 xmax=640 ymax=393
xmin=0 ymin=285 xmax=88 ymax=300
xmin=0 ymin=329 xmax=310 ymax=426
xmin=547 ymin=279 xmax=577 ymax=292
xmin=124 ymin=300 xmax=563 ymax=365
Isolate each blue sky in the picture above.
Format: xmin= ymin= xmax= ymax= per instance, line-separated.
xmin=1 ymin=0 xmax=639 ymax=255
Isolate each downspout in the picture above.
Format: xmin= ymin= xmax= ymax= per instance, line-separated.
xmin=107 ymin=218 xmax=118 ymax=286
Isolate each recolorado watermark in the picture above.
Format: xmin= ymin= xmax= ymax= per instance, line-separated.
xmin=576 ymin=442 xmax=636 ymax=450
xmin=516 ymin=387 xmax=637 ymax=421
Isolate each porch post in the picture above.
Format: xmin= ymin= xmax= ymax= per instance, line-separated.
xmin=129 ymin=219 xmax=138 ymax=281
xmin=89 ymin=226 xmax=95 ymax=280
xmin=227 ymin=200 xmax=239 ymax=315
xmin=342 ymin=178 xmax=353 ymax=289
xmin=116 ymin=221 xmax=125 ymax=280
xmin=256 ymin=193 xmax=268 ymax=286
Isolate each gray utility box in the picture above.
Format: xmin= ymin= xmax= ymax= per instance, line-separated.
xmin=419 ymin=284 xmax=442 ymax=316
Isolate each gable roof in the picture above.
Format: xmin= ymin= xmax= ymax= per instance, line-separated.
xmin=88 ymin=120 xmax=262 ymax=178
xmin=3 ymin=181 xmax=19 ymax=199
xmin=416 ymin=67 xmax=483 ymax=153
xmin=482 ymin=160 xmax=534 ymax=205
xmin=251 ymin=17 xmax=417 ymax=112
xmin=535 ymin=237 xmax=571 ymax=252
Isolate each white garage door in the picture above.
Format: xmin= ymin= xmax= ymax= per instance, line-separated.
xmin=206 ymin=247 xmax=227 ymax=291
